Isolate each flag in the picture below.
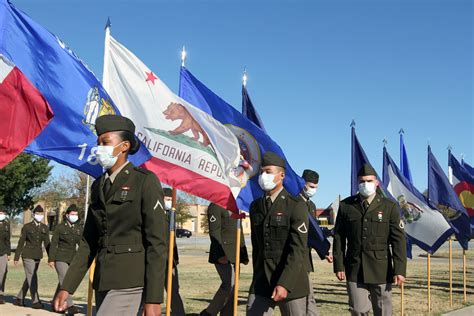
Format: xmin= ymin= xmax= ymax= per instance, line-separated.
xmin=351 ymin=125 xmax=387 ymax=196
xmin=449 ymin=152 xmax=474 ymax=228
xmin=383 ymin=147 xmax=452 ymax=254
xmin=0 ymin=0 xmax=150 ymax=177
xmin=462 ymin=159 xmax=474 ymax=175
xmin=0 ymin=55 xmax=53 ymax=168
xmin=103 ymin=33 xmax=242 ymax=211
xmin=179 ymin=67 xmax=304 ymax=211
xmin=399 ymin=130 xmax=414 ymax=258
xmin=428 ymin=146 xmax=471 ymax=249
xmin=241 ymin=84 xmax=266 ymax=132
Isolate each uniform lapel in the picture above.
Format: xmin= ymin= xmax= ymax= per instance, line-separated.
xmin=366 ymin=193 xmax=383 ymax=214
xmin=105 ymin=163 xmax=134 ymax=202
xmin=352 ymin=195 xmax=365 ymax=214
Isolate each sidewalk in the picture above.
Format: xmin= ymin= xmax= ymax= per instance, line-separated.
xmin=442 ymin=305 xmax=474 ymax=316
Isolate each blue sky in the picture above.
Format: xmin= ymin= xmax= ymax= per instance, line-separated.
xmin=14 ymin=0 xmax=472 ymax=207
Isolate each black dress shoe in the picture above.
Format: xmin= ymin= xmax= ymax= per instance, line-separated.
xmin=0 ymin=296 xmax=4 ymax=304
xmin=13 ymin=298 xmax=24 ymax=306
xmin=31 ymin=302 xmax=44 ymax=309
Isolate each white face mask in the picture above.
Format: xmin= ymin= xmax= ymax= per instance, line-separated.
xmin=258 ymin=172 xmax=278 ymax=191
xmin=359 ymin=182 xmax=377 ymax=197
xmin=164 ymin=200 xmax=172 ymax=211
xmin=0 ymin=214 xmax=6 ymax=221
xmin=34 ymin=214 xmax=44 ymax=222
xmin=96 ymin=142 xmax=124 ymax=170
xmin=304 ymin=186 xmax=317 ymax=198
xmin=68 ymin=215 xmax=79 ymax=224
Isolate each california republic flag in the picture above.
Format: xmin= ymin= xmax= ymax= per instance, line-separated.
xmin=103 ymin=31 xmax=243 ymax=210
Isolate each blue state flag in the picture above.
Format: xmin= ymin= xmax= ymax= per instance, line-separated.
xmin=241 ymin=84 xmax=266 ymax=132
xmin=351 ymin=124 xmax=387 ymax=196
xmin=179 ymin=66 xmax=304 ymax=211
xmin=0 ymin=0 xmax=150 ymax=177
xmin=399 ymin=131 xmax=414 ymax=258
xmin=428 ymin=146 xmax=471 ymax=249
xmin=383 ymin=147 xmax=452 ymax=254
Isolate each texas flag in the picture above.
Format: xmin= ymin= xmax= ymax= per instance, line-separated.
xmin=0 ymin=55 xmax=53 ymax=168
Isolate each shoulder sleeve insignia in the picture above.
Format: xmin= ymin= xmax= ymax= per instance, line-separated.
xmin=399 ymin=219 xmax=405 ymax=229
xmin=297 ymin=222 xmax=308 ymax=234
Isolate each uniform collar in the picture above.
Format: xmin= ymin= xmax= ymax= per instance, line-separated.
xmin=266 ymin=186 xmax=284 ymax=203
xmin=105 ymin=161 xmax=130 ymax=184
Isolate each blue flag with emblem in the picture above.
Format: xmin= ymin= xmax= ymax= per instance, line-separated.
xmin=399 ymin=130 xmax=414 ymax=259
xmin=179 ymin=66 xmax=304 ymax=211
xmin=383 ymin=147 xmax=452 ymax=254
xmin=0 ymin=0 xmax=150 ymax=177
xmin=428 ymin=146 xmax=471 ymax=250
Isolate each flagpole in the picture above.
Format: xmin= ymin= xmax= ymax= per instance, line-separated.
xmin=84 ymin=174 xmax=93 ymax=316
xmin=181 ymin=46 xmax=186 ymax=67
xmin=400 ymin=282 xmax=404 ymax=316
xmin=428 ymin=253 xmax=431 ymax=313
xmin=447 ymin=146 xmax=453 ymax=307
xmin=233 ymin=212 xmax=242 ymax=316
xmin=242 ymin=69 xmax=247 ymax=87
xmin=463 ymin=249 xmax=467 ymax=303
xmin=166 ymin=188 xmax=177 ymax=316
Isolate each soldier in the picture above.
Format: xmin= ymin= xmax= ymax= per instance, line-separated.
xmin=200 ymin=203 xmax=249 ymax=316
xmin=14 ymin=205 xmax=50 ymax=309
xmin=333 ymin=164 xmax=407 ymax=316
xmin=53 ymin=115 xmax=168 ymax=315
xmin=247 ymin=152 xmax=309 ymax=315
xmin=163 ymin=187 xmax=186 ymax=316
xmin=48 ymin=204 xmax=83 ymax=314
xmin=297 ymin=169 xmax=333 ymax=316
xmin=0 ymin=206 xmax=11 ymax=304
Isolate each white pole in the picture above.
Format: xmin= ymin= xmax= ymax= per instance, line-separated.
xmin=181 ymin=46 xmax=186 ymax=67
xmin=84 ymin=175 xmax=91 ymax=220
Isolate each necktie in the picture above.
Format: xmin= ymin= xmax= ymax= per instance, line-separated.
xmin=265 ymin=197 xmax=272 ymax=211
xmin=363 ymin=200 xmax=370 ymax=212
xmin=103 ymin=178 xmax=112 ymax=197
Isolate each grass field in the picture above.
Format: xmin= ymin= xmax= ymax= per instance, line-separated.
xmin=2 ymin=240 xmax=473 ymax=315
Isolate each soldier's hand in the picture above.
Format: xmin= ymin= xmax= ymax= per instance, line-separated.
xmin=271 ymin=285 xmax=288 ymax=302
xmin=53 ymin=290 xmax=69 ymax=312
xmin=48 ymin=262 xmax=55 ymax=269
xmin=142 ymin=303 xmax=161 ymax=316
xmin=217 ymin=256 xmax=229 ymax=264
xmin=325 ymin=255 xmax=333 ymax=263
xmin=394 ymin=274 xmax=405 ymax=286
xmin=14 ymin=260 xmax=18 ymax=266
xmin=335 ymin=271 xmax=345 ymax=281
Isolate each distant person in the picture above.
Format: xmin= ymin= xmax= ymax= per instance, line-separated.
xmin=14 ymin=205 xmax=50 ymax=309
xmin=0 ymin=206 xmax=11 ymax=305
xmin=48 ymin=204 xmax=83 ymax=314
xmin=200 ymin=203 xmax=249 ymax=316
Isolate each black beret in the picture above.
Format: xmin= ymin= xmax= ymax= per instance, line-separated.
xmin=65 ymin=204 xmax=78 ymax=214
xmin=357 ymin=164 xmax=377 ymax=177
xmin=302 ymin=169 xmax=319 ymax=184
xmin=95 ymin=115 xmax=140 ymax=155
xmin=262 ymin=151 xmax=286 ymax=169
xmin=33 ymin=205 xmax=44 ymax=213
xmin=163 ymin=188 xmax=173 ymax=197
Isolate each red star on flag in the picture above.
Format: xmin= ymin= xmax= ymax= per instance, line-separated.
xmin=145 ymin=71 xmax=157 ymax=85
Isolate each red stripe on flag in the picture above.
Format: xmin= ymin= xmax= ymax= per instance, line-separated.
xmin=142 ymin=157 xmax=238 ymax=212
xmin=453 ymin=181 xmax=474 ymax=217
xmin=0 ymin=64 xmax=54 ymax=168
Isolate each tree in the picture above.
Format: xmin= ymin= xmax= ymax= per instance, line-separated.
xmin=0 ymin=153 xmax=52 ymax=216
xmin=174 ymin=199 xmax=195 ymax=229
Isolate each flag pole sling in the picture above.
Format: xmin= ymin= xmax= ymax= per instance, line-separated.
xmin=463 ymin=249 xmax=467 ymax=303
xmin=233 ymin=214 xmax=242 ymax=316
xmin=428 ymin=253 xmax=431 ymax=313
xmin=166 ymin=189 xmax=177 ymax=316
xmin=84 ymin=175 xmax=95 ymax=316
xmin=449 ymin=238 xmax=453 ymax=307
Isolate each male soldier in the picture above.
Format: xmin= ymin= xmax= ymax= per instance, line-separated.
xmin=0 ymin=206 xmax=11 ymax=304
xmin=297 ymin=169 xmax=333 ymax=316
xmin=48 ymin=204 xmax=83 ymax=314
xmin=163 ymin=188 xmax=186 ymax=316
xmin=14 ymin=205 xmax=50 ymax=309
xmin=333 ymin=164 xmax=407 ymax=316
xmin=201 ymin=203 xmax=249 ymax=316
xmin=247 ymin=152 xmax=309 ymax=315
xmin=53 ymin=115 xmax=168 ymax=316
